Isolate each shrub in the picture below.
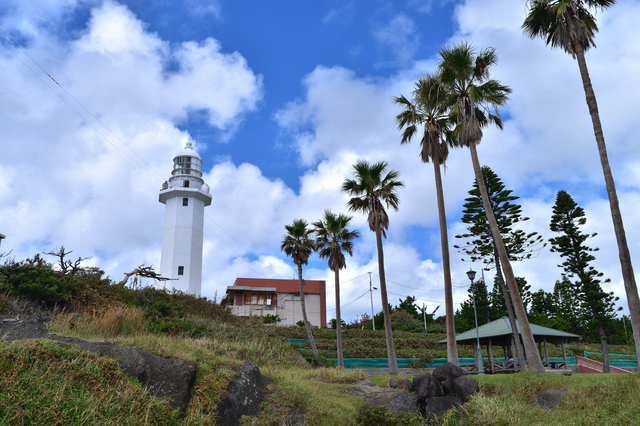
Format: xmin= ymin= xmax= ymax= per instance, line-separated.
xmin=148 ymin=317 xmax=207 ymax=338
xmin=0 ymin=262 xmax=67 ymax=305
xmin=408 ymin=359 xmax=427 ymax=368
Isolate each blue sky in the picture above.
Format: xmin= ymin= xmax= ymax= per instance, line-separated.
xmin=2 ymin=0 xmax=640 ymax=324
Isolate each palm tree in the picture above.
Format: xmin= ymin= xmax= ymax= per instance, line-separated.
xmin=281 ymin=219 xmax=318 ymax=357
xmin=313 ymin=210 xmax=360 ymax=368
xmin=394 ymin=74 xmax=459 ymax=366
xmin=523 ymin=0 xmax=640 ymax=365
xmin=342 ymin=160 xmax=403 ymax=374
xmin=438 ymin=41 xmax=545 ymax=373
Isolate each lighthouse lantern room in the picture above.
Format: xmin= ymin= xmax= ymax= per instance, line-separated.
xmin=159 ymin=139 xmax=212 ymax=296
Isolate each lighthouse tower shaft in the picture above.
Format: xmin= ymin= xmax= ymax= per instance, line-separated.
xmin=159 ymin=141 xmax=212 ymax=297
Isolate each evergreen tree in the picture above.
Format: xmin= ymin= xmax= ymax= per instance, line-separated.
xmin=549 ymin=190 xmax=621 ymax=372
xmin=396 ymin=295 xmax=421 ymax=319
xmin=456 ymin=279 xmax=490 ymax=333
xmin=552 ymin=276 xmax=583 ymax=334
xmin=455 ymin=166 xmax=543 ymax=370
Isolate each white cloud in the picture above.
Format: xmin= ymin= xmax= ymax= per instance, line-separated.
xmin=0 ymin=1 xmax=263 ymax=280
xmin=3 ymin=0 xmax=639 ymax=326
xmin=374 ymin=14 xmax=419 ymax=67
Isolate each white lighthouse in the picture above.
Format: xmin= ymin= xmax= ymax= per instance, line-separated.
xmin=159 ymin=139 xmax=212 ymax=296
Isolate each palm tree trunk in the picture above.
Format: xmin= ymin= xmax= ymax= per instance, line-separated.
xmin=298 ymin=264 xmax=318 ymax=356
xmin=335 ymin=268 xmax=344 ymax=368
xmin=494 ymin=248 xmax=527 ymax=371
xmin=598 ymin=322 xmax=610 ymax=373
xmin=433 ymin=160 xmax=459 ymax=365
xmin=575 ymin=44 xmax=640 ymax=360
xmin=376 ymin=228 xmax=399 ymax=374
xmin=468 ymin=144 xmax=545 ymax=373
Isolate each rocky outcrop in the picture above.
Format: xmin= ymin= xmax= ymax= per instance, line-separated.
xmin=414 ymin=363 xmax=479 ymax=418
xmin=351 ymin=363 xmax=479 ymax=420
xmin=348 ymin=380 xmax=419 ymax=415
xmin=216 ymin=361 xmax=272 ymax=425
xmin=54 ymin=335 xmax=197 ymax=411
xmin=0 ymin=317 xmax=196 ymax=412
xmin=537 ymin=389 xmax=568 ymax=410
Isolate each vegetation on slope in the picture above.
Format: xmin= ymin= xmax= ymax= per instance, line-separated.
xmin=1 ymin=254 xmax=639 ymax=424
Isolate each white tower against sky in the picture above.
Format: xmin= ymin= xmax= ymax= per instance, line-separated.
xmin=159 ymin=139 xmax=212 ymax=296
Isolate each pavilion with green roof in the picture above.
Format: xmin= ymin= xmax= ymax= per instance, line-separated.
xmin=438 ymin=316 xmax=581 ymax=373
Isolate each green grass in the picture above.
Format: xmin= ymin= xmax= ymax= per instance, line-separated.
xmin=455 ymin=372 xmax=640 ymax=426
xmin=0 ymin=340 xmax=181 ymax=425
xmin=2 ymin=287 xmax=638 ymax=425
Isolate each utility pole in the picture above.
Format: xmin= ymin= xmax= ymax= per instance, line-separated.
xmin=423 ymin=302 xmax=427 ymax=332
xmin=369 ymin=272 xmax=375 ymax=330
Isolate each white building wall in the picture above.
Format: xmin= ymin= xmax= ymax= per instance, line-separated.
xmin=277 ymin=293 xmax=321 ymax=327
xmin=159 ymin=195 xmax=206 ymax=296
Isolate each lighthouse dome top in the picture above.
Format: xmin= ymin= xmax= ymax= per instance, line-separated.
xmin=168 ymin=138 xmax=205 ymax=181
xmin=175 ymin=139 xmax=202 ymax=160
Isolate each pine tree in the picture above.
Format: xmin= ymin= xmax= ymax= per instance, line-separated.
xmin=549 ymin=190 xmax=621 ymax=372
xmin=455 ymin=166 xmax=543 ymax=370
xmin=456 ymin=279 xmax=491 ymax=333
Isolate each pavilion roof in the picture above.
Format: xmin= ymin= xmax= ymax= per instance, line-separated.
xmin=438 ymin=317 xmax=581 ymax=344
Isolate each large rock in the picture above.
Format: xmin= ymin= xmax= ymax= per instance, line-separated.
xmin=413 ymin=373 xmax=444 ymax=400
xmin=432 ymin=362 xmax=465 ymax=395
xmin=348 ymin=380 xmax=418 ymax=415
xmin=423 ymin=396 xmax=463 ymax=420
xmin=400 ymin=378 xmax=413 ymax=392
xmin=216 ymin=360 xmax=272 ymax=426
xmin=453 ymin=375 xmax=479 ymax=402
xmin=537 ymin=389 xmax=567 ymax=410
xmin=1 ymin=317 xmax=197 ymax=412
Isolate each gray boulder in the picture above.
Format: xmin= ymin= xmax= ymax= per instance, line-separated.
xmin=348 ymin=380 xmax=418 ymax=415
xmin=453 ymin=375 xmax=479 ymax=402
xmin=1 ymin=317 xmax=197 ymax=412
xmin=433 ymin=362 xmax=465 ymax=396
xmin=400 ymin=378 xmax=413 ymax=392
xmin=216 ymin=360 xmax=272 ymax=425
xmin=423 ymin=396 xmax=463 ymax=420
xmin=413 ymin=373 xmax=444 ymax=400
xmin=53 ymin=335 xmax=197 ymax=412
xmin=537 ymin=389 xmax=568 ymax=410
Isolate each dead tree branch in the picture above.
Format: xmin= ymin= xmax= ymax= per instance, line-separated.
xmin=43 ymin=246 xmax=91 ymax=275
xmin=119 ymin=264 xmax=174 ymax=287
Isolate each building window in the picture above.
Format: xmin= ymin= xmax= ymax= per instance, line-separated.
xmin=183 ymin=180 xmax=190 ymax=188
xmin=243 ymin=292 xmax=270 ymax=305
xmin=182 ymin=198 xmax=188 ymax=206
xmin=178 ymin=266 xmax=184 ymax=275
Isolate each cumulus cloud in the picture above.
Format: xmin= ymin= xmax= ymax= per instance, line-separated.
xmin=0 ymin=1 xmax=263 ymax=279
xmin=374 ymin=14 xmax=420 ymax=67
xmin=2 ymin=0 xmax=638 ymax=324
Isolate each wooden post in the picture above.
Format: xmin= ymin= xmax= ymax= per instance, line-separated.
xmin=561 ymin=339 xmax=567 ymax=368
xmin=489 ymin=338 xmax=494 ymax=374
xmin=544 ymin=337 xmax=549 ymax=365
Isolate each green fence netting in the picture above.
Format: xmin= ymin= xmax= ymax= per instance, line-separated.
xmin=325 ymin=357 xmax=578 ymax=369
xmin=583 ymin=351 xmax=638 ymax=368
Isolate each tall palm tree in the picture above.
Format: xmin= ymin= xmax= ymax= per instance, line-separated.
xmin=281 ymin=219 xmax=318 ymax=357
xmin=394 ymin=74 xmax=459 ymax=366
xmin=523 ymin=0 xmax=640 ymax=364
xmin=342 ymin=160 xmax=404 ymax=374
xmin=313 ymin=210 xmax=360 ymax=368
xmin=438 ymin=41 xmax=545 ymax=373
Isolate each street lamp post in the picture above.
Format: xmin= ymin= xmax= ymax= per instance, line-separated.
xmin=466 ymin=268 xmax=484 ymax=375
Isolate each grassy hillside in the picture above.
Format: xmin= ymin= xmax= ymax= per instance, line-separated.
xmin=1 ymin=259 xmax=639 ymax=424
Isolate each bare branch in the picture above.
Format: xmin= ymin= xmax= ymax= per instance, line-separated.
xmin=43 ymin=246 xmax=92 ymax=275
xmin=119 ymin=263 xmax=175 ymax=287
